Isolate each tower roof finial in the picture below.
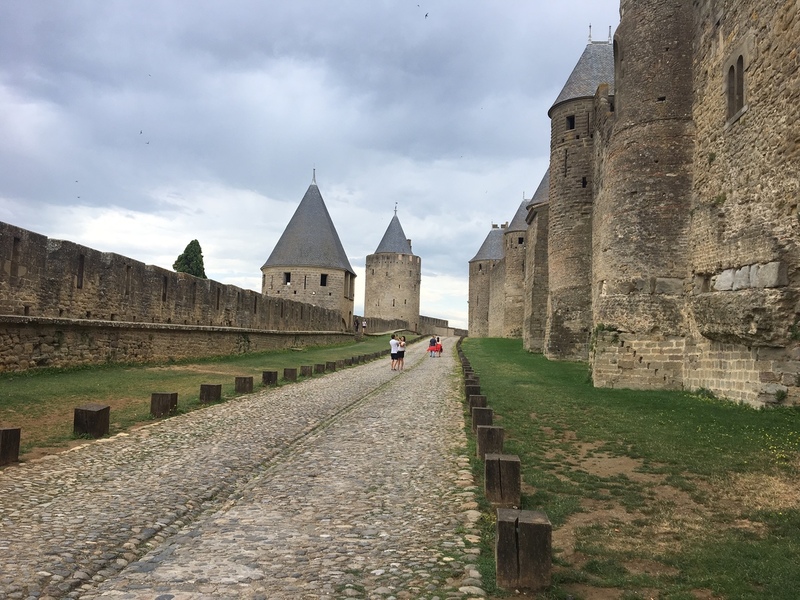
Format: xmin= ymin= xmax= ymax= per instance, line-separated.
xmin=588 ymin=23 xmax=592 ymax=43
xmin=394 ymin=202 xmax=398 ymax=216
xmin=312 ymin=167 xmax=316 ymax=185
xmin=608 ymin=25 xmax=612 ymax=43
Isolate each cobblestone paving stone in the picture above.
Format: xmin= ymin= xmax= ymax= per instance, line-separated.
xmin=0 ymin=338 xmax=485 ymax=600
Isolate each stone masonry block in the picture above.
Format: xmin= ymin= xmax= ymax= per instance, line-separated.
xmin=0 ymin=427 xmax=21 ymax=466
xmin=732 ymin=267 xmax=750 ymax=290
xmin=199 ymin=384 xmax=222 ymax=403
xmin=712 ymin=269 xmax=735 ymax=291
xmin=235 ymin=376 xmax=254 ymax=393
xmin=485 ymin=453 xmax=521 ymax=508
xmin=495 ymin=509 xmax=552 ymax=591
xmin=73 ymin=403 xmax=110 ymax=438
xmin=755 ymin=261 xmax=788 ymax=288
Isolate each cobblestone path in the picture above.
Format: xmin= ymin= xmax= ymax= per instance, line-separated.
xmin=0 ymin=338 xmax=485 ymax=600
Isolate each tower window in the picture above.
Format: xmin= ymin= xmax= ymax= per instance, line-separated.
xmin=320 ymin=273 xmax=328 ymax=287
xmin=518 ymin=237 xmax=524 ymax=245
xmin=726 ymin=50 xmax=747 ymax=123
xmin=284 ymin=272 xmax=291 ymax=285
xmin=566 ymin=115 xmax=576 ymax=130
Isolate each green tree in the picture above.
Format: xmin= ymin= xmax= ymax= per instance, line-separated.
xmin=173 ymin=239 xmax=207 ymax=278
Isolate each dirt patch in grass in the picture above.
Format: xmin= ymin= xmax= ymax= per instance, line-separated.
xmin=717 ymin=471 xmax=800 ymax=512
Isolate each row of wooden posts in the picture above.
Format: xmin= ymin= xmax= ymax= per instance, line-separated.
xmin=455 ymin=338 xmax=552 ymax=593
xmin=0 ymin=347 xmax=396 ymax=467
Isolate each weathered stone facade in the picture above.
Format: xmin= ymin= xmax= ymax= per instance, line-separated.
xmin=0 ymin=221 xmax=350 ymax=372
xmin=364 ymin=215 xmax=421 ymax=332
xmin=472 ymin=0 xmax=800 ymax=405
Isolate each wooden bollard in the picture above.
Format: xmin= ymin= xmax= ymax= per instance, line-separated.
xmin=262 ymin=371 xmax=278 ymax=386
xmin=73 ymin=403 xmax=110 ymax=438
xmin=468 ymin=394 xmax=488 ymax=411
xmin=336 ymin=359 xmax=345 ymax=369
xmin=235 ymin=376 xmax=253 ymax=393
xmin=199 ymin=384 xmax=222 ymax=403
xmin=326 ymin=361 xmax=337 ymax=372
xmin=472 ymin=406 xmax=493 ymax=433
xmin=151 ymin=393 xmax=178 ymax=417
xmin=465 ymin=384 xmax=481 ymax=399
xmin=0 ymin=427 xmax=21 ymax=466
xmin=301 ymin=365 xmax=314 ymax=377
xmin=485 ymin=454 xmax=521 ymax=508
xmin=344 ymin=357 xmax=353 ymax=366
xmin=496 ymin=509 xmax=552 ymax=590
xmin=314 ymin=363 xmax=326 ymax=374
xmin=476 ymin=425 xmax=504 ymax=459
xmin=283 ymin=367 xmax=298 ymax=381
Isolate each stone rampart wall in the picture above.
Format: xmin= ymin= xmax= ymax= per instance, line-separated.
xmin=0 ymin=221 xmax=346 ymax=332
xmin=0 ymin=316 xmax=349 ymax=373
xmin=487 ymin=259 xmax=506 ymax=337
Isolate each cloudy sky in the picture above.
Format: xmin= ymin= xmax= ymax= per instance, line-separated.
xmin=0 ymin=0 xmax=619 ymax=329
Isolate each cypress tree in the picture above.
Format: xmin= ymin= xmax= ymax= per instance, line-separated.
xmin=173 ymin=239 xmax=207 ymax=278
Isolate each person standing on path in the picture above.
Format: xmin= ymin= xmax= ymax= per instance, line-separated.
xmin=389 ymin=334 xmax=400 ymax=370
xmin=397 ymin=335 xmax=406 ymax=370
xmin=429 ymin=335 xmax=437 ymax=357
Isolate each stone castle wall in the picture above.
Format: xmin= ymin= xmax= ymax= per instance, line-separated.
xmin=487 ymin=258 xmax=506 ymax=337
xmin=522 ymin=203 xmax=549 ymax=352
xmin=364 ymin=252 xmax=421 ymax=332
xmin=261 ymin=265 xmax=355 ymax=328
xmin=502 ymin=229 xmax=526 ymax=338
xmin=477 ymin=0 xmax=800 ymax=405
xmin=468 ymin=261 xmax=492 ymax=338
xmin=0 ymin=221 xmax=351 ymax=372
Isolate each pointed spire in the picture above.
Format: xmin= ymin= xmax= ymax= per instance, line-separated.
xmin=262 ymin=180 xmax=354 ymax=274
xmin=374 ymin=214 xmax=413 ymax=254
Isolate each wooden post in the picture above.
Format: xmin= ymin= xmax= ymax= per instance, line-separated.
xmin=468 ymin=394 xmax=488 ymax=411
xmin=283 ymin=367 xmax=297 ymax=382
xmin=465 ymin=384 xmax=481 ymax=399
xmin=326 ymin=361 xmax=337 ymax=372
xmin=199 ymin=384 xmax=222 ymax=403
xmin=0 ymin=428 xmax=21 ymax=466
xmin=235 ymin=376 xmax=253 ymax=393
xmin=484 ymin=453 xmax=521 ymax=508
xmin=495 ymin=509 xmax=552 ymax=591
xmin=344 ymin=357 xmax=353 ymax=366
xmin=314 ymin=363 xmax=326 ymax=374
xmin=73 ymin=403 xmax=110 ymax=438
xmin=336 ymin=359 xmax=345 ymax=369
xmin=301 ymin=365 xmax=314 ymax=377
xmin=476 ymin=425 xmax=504 ymax=459
xmin=151 ymin=393 xmax=178 ymax=417
xmin=472 ymin=406 xmax=493 ymax=433
xmin=262 ymin=371 xmax=278 ymax=386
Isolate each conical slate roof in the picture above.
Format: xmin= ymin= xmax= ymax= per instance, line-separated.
xmin=507 ymin=200 xmax=529 ymax=232
xmin=528 ymin=169 xmax=550 ymax=207
xmin=262 ymin=181 xmax=355 ymax=275
xmin=374 ymin=214 xmax=414 ymax=254
xmin=549 ymin=41 xmax=614 ymax=116
xmin=469 ymin=226 xmax=505 ymax=262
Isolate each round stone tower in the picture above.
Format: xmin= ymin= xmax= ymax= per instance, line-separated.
xmin=468 ymin=224 xmax=505 ymax=337
xmin=592 ymin=0 xmax=694 ymax=337
xmin=364 ymin=213 xmax=421 ymax=331
xmin=545 ymin=38 xmax=614 ymax=360
xmin=261 ymin=174 xmax=356 ymax=328
xmin=502 ymin=199 xmax=529 ymax=338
